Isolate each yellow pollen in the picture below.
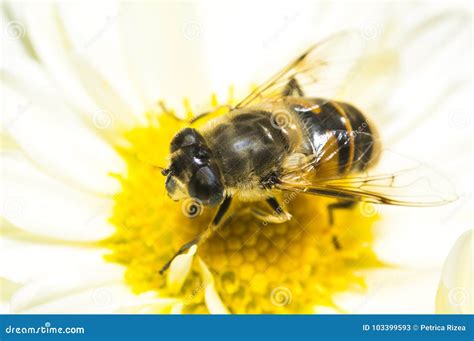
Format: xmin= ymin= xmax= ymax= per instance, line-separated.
xmin=104 ymin=95 xmax=382 ymax=314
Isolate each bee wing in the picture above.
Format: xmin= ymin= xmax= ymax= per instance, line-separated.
xmin=235 ymin=31 xmax=364 ymax=109
xmin=278 ymin=132 xmax=457 ymax=206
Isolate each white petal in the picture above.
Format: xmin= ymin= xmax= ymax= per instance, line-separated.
xmin=198 ymin=258 xmax=229 ymax=314
xmin=436 ymin=230 xmax=473 ymax=313
xmin=373 ymin=205 xmax=470 ymax=268
xmin=1 ymin=80 xmax=125 ymax=195
xmin=335 ymin=268 xmax=441 ymax=313
xmin=367 ymin=12 xmax=472 ymax=269
xmin=12 ymin=283 xmax=160 ymax=314
xmin=115 ymin=296 xmax=181 ymax=314
xmin=56 ymin=1 xmax=146 ymax=116
xmin=170 ymin=302 xmax=184 ymax=314
xmin=5 ymin=280 xmax=176 ymax=313
xmin=383 ymin=11 xmax=471 ymax=144
xmin=67 ymin=53 xmax=138 ymax=138
xmin=6 ymin=257 xmax=179 ymax=314
xmin=119 ymin=2 xmax=212 ymax=112
xmin=1 ymin=152 xmax=115 ymax=241
xmin=166 ymin=245 xmax=197 ymax=293
xmin=16 ymin=3 xmax=137 ymax=130
xmin=202 ymin=1 xmax=315 ymax=102
xmin=0 ymin=277 xmax=22 ymax=313
xmin=9 ymin=3 xmax=92 ymax=113
xmin=0 ymin=227 xmax=108 ymax=283
xmin=8 ymin=260 xmax=124 ymax=313
xmin=5 ymin=269 xmax=178 ymax=313
xmin=0 ymin=10 xmax=39 ymax=77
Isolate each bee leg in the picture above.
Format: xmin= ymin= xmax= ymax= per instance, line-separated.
xmin=159 ymin=196 xmax=233 ymax=275
xmin=251 ymin=197 xmax=292 ymax=224
xmin=327 ymin=200 xmax=356 ymax=250
xmin=327 ymin=200 xmax=356 ymax=225
xmin=282 ymin=78 xmax=305 ymax=97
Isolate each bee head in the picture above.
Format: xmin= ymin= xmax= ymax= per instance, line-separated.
xmin=163 ymin=128 xmax=224 ymax=207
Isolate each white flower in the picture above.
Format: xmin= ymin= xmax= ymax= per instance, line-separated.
xmin=436 ymin=230 xmax=473 ymax=314
xmin=1 ymin=0 xmax=472 ymax=314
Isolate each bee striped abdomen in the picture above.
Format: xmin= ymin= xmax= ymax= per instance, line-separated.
xmin=336 ymin=101 xmax=376 ymax=172
xmin=291 ymin=98 xmax=377 ymax=175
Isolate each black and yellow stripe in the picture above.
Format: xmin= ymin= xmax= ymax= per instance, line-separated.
xmin=291 ymin=98 xmax=376 ymax=175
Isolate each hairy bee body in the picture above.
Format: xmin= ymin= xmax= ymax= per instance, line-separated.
xmin=199 ymin=97 xmax=380 ymax=202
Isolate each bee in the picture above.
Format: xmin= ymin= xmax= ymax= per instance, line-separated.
xmin=159 ymin=32 xmax=454 ymax=274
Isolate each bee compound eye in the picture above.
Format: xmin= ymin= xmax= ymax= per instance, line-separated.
xmin=170 ymin=128 xmax=206 ymax=152
xmin=188 ymin=166 xmax=223 ymax=207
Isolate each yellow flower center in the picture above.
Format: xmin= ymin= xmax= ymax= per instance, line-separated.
xmin=104 ymin=96 xmax=381 ymax=314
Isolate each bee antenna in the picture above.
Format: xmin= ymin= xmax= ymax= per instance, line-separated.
xmin=144 ymin=162 xmax=167 ymax=173
xmin=122 ymin=150 xmax=168 ymax=174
